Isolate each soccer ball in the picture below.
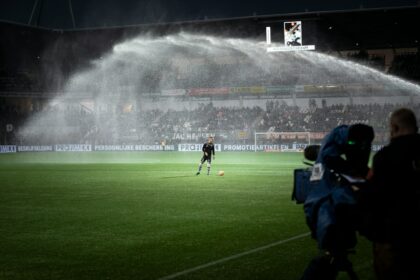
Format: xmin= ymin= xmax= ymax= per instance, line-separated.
xmin=218 ymin=170 xmax=225 ymax=176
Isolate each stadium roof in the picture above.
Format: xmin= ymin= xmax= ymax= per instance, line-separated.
xmin=1 ymin=0 xmax=419 ymax=30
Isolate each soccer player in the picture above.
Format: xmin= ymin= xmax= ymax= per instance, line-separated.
xmin=196 ymin=136 xmax=215 ymax=175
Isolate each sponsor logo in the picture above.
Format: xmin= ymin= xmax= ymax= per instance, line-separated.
xmin=17 ymin=146 xmax=53 ymax=152
xmin=55 ymin=145 xmax=92 ymax=152
xmin=178 ymin=144 xmax=222 ymax=152
xmin=94 ymin=145 xmax=175 ymax=151
xmin=0 ymin=145 xmax=16 ymax=153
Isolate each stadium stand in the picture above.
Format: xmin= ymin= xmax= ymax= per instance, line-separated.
xmin=2 ymin=100 xmax=419 ymax=145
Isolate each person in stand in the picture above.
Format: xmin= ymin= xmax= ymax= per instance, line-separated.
xmin=160 ymin=139 xmax=166 ymax=151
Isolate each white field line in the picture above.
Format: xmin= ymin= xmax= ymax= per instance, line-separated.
xmin=157 ymin=232 xmax=310 ymax=280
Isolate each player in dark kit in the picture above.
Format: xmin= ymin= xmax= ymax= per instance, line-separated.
xmin=196 ymin=136 xmax=215 ymax=175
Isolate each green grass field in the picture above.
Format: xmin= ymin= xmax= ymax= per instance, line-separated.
xmin=0 ymin=152 xmax=374 ymax=279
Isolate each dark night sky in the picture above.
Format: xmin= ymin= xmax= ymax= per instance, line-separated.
xmin=0 ymin=0 xmax=419 ymax=29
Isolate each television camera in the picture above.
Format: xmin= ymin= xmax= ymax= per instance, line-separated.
xmin=292 ymin=124 xmax=374 ymax=280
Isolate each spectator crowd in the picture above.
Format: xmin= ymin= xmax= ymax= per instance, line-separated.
xmin=1 ymin=99 xmax=419 ymax=145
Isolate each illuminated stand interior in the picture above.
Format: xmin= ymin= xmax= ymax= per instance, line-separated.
xmin=266 ymin=21 xmax=316 ymax=52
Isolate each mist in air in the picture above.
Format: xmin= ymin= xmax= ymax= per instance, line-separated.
xmin=19 ymin=33 xmax=420 ymax=146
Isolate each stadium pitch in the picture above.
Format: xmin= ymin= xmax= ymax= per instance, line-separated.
xmin=0 ymin=152 xmax=374 ymax=279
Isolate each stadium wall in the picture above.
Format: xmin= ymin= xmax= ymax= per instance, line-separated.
xmin=0 ymin=143 xmax=385 ymax=153
xmin=139 ymin=95 xmax=415 ymax=111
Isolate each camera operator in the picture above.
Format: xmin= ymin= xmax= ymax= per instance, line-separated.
xmin=358 ymin=108 xmax=420 ymax=280
xmin=300 ymin=123 xmax=374 ymax=280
